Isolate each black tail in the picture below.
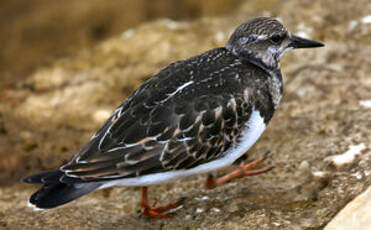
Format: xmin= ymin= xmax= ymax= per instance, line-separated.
xmin=24 ymin=170 xmax=100 ymax=209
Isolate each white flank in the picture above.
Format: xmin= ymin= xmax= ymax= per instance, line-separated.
xmin=99 ymin=109 xmax=266 ymax=188
xmin=27 ymin=200 xmax=44 ymax=211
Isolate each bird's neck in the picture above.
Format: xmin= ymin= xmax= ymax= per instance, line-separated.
xmin=226 ymin=45 xmax=280 ymax=74
xmin=266 ymin=68 xmax=284 ymax=110
xmin=230 ymin=48 xmax=284 ymax=110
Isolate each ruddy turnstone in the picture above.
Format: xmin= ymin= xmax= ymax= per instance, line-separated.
xmin=24 ymin=17 xmax=324 ymax=218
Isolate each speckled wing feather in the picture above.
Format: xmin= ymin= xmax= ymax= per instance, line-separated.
xmin=60 ymin=48 xmax=275 ymax=182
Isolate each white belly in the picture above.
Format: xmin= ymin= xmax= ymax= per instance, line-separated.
xmin=99 ymin=109 xmax=266 ymax=188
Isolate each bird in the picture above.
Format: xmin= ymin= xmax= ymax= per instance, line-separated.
xmin=24 ymin=17 xmax=324 ymax=218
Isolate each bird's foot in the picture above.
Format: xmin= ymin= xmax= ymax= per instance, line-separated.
xmin=140 ymin=187 xmax=186 ymax=218
xmin=205 ymin=150 xmax=275 ymax=190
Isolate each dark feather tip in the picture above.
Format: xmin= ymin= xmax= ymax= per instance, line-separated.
xmin=268 ymin=165 xmax=276 ymax=170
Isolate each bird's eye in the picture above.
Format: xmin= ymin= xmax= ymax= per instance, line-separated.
xmin=270 ymin=34 xmax=283 ymax=44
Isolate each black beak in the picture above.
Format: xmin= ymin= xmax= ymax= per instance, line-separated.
xmin=290 ymin=35 xmax=324 ymax=49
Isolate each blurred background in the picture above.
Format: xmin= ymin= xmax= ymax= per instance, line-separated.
xmin=0 ymin=0 xmax=242 ymax=83
xmin=0 ymin=0 xmax=370 ymax=229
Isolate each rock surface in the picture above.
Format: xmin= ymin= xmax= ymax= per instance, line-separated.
xmin=1 ymin=0 xmax=371 ymax=229
xmin=324 ymin=185 xmax=371 ymax=230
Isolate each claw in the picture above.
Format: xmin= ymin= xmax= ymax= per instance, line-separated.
xmin=268 ymin=165 xmax=276 ymax=170
xmin=140 ymin=187 xmax=185 ymax=218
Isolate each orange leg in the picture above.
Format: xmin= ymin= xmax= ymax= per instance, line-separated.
xmin=140 ymin=187 xmax=186 ymax=218
xmin=205 ymin=151 xmax=275 ymax=190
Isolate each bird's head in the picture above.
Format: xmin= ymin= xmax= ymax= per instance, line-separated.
xmin=226 ymin=17 xmax=324 ymax=70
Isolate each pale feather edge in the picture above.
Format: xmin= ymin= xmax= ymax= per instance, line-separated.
xmin=99 ymin=108 xmax=266 ymax=189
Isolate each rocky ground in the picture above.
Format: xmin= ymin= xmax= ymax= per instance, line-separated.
xmin=0 ymin=0 xmax=370 ymax=229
